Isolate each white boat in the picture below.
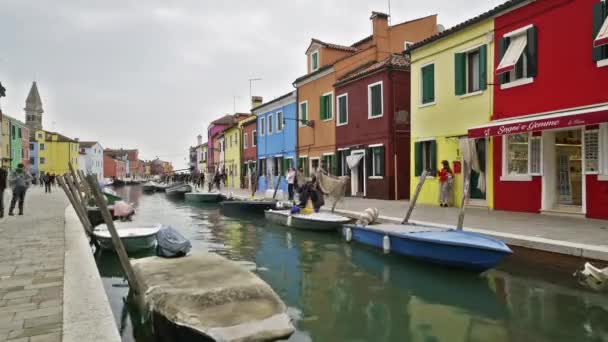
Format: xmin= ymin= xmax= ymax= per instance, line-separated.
xmin=264 ymin=210 xmax=352 ymax=231
xmin=574 ymin=262 xmax=608 ymax=291
xmin=94 ymin=223 xmax=161 ymax=253
xmin=165 ymin=183 xmax=193 ymax=197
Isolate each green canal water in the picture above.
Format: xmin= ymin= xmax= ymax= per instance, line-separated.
xmin=95 ymin=186 xmax=608 ymax=342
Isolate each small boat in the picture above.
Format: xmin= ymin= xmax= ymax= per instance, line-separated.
xmin=94 ymin=223 xmax=161 ymax=253
xmin=221 ymin=199 xmax=278 ymax=216
xmin=102 ymin=189 xmax=122 ymax=205
xmin=87 ymin=205 xmax=116 ymax=227
xmin=142 ymin=182 xmax=158 ymax=193
xmin=165 ymin=183 xmax=192 ymax=198
xmin=341 ymin=223 xmax=512 ymax=272
xmin=184 ymin=191 xmax=225 ymax=203
xmin=265 ymin=210 xmax=352 ymax=231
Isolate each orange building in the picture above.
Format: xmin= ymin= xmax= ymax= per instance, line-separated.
xmin=294 ymin=12 xmax=437 ymax=176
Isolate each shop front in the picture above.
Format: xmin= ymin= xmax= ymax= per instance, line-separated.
xmin=470 ymin=104 xmax=608 ymax=219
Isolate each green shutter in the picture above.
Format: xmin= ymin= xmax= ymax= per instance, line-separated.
xmin=371 ymin=85 xmax=382 ymax=116
xmin=526 ymin=27 xmax=538 ymax=78
xmin=330 ymin=155 xmax=336 ymax=176
xmin=414 ymin=142 xmax=422 ymax=176
xmin=336 ymin=151 xmax=343 ymax=176
xmin=424 ymin=65 xmax=435 ymax=103
xmin=479 ymin=45 xmax=488 ymax=91
xmin=429 ymin=140 xmax=437 ymax=175
xmin=454 ymin=53 xmax=466 ymax=95
xmin=327 ymin=94 xmax=333 ymax=119
xmin=319 ymin=95 xmax=326 ymax=120
xmin=378 ymin=146 xmax=385 ymax=176
xmin=498 ymin=38 xmax=508 ymax=85
xmin=366 ymin=148 xmax=372 ymax=178
xmin=593 ymin=1 xmax=608 ymax=62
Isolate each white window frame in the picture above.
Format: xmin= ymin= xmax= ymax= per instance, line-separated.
xmin=419 ymin=62 xmax=436 ymax=107
xmin=369 ymin=143 xmax=384 ymax=179
xmin=321 ymin=91 xmax=334 ymax=122
xmin=259 ymin=117 xmax=265 ymax=136
xmin=311 ymin=50 xmax=320 ymax=72
xmin=598 ymin=123 xmax=608 ymax=180
xmin=252 ymin=130 xmax=257 ymax=147
xmin=500 ymin=133 xmax=535 ymax=182
xmin=310 ymin=157 xmax=321 ymax=173
xmin=276 ymin=111 xmax=284 ymax=132
xmin=336 ymin=93 xmax=348 ymax=126
xmin=243 ymin=132 xmax=248 ymax=149
xmin=367 ymin=81 xmax=384 ymax=119
xmin=267 ymin=114 xmax=273 ymax=135
xmin=465 ymin=48 xmax=481 ymax=94
xmin=299 ymin=101 xmax=308 ymax=127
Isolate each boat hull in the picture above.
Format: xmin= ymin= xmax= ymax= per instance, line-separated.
xmin=221 ymin=200 xmax=277 ymax=216
xmin=165 ymin=184 xmax=193 ymax=198
xmin=265 ymin=210 xmax=351 ymax=231
xmin=342 ymin=224 xmax=512 ymax=272
xmin=184 ymin=192 xmax=224 ymax=203
xmin=97 ymin=234 xmax=157 ymax=253
xmin=94 ymin=225 xmax=160 ymax=253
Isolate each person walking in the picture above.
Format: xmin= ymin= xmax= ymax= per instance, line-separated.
xmin=438 ymin=160 xmax=454 ymax=207
xmin=286 ymin=167 xmax=296 ymax=201
xmin=43 ymin=172 xmax=52 ymax=193
xmin=8 ymin=163 xmax=32 ymax=216
xmin=0 ymin=166 xmax=7 ymax=218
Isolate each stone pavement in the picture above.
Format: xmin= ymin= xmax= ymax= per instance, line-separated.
xmin=0 ymin=186 xmax=67 ymax=342
xmin=220 ymin=187 xmax=608 ymax=260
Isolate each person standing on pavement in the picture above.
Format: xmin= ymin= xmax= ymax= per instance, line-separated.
xmin=438 ymin=160 xmax=454 ymax=207
xmin=43 ymin=172 xmax=52 ymax=193
xmin=0 ymin=166 xmax=7 ymax=218
xmin=8 ymin=163 xmax=33 ymax=216
xmin=286 ymin=167 xmax=296 ymax=201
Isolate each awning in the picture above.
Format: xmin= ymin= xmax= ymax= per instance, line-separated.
xmin=496 ymin=34 xmax=527 ymax=75
xmin=346 ymin=154 xmax=364 ymax=170
xmin=469 ymin=105 xmax=608 ymax=138
xmin=595 ymin=16 xmax=608 ymax=47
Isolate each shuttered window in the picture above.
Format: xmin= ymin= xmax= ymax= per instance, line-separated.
xmin=497 ymin=26 xmax=537 ymax=84
xmin=337 ymin=94 xmax=348 ymax=125
xmin=368 ymin=82 xmax=383 ymax=118
xmin=455 ymin=45 xmax=487 ymax=96
xmin=371 ymin=146 xmax=385 ymax=177
xmin=268 ymin=114 xmax=273 ymax=134
xmin=252 ymin=130 xmax=257 ymax=147
xmin=299 ymin=102 xmax=308 ymax=126
xmin=311 ymin=51 xmax=319 ymax=71
xmin=260 ymin=118 xmax=265 ymax=135
xmin=322 ymin=154 xmax=335 ymax=175
xmin=277 ymin=112 xmax=284 ymax=132
xmin=593 ymin=1 xmax=608 ymax=62
xmin=414 ymin=141 xmax=436 ymax=176
xmin=298 ymin=157 xmax=309 ymax=177
xmin=320 ymin=93 xmax=333 ymax=120
xmin=421 ymin=64 xmax=435 ymax=104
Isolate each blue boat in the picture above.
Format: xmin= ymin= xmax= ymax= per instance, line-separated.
xmin=341 ymin=223 xmax=512 ymax=272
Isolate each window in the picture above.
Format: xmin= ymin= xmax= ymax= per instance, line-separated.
xmin=322 ymin=154 xmax=335 ymax=175
xmin=337 ymin=94 xmax=348 ymax=125
xmin=505 ymin=133 xmax=530 ymax=175
xmin=29 ymin=143 xmax=34 ymax=151
xmin=40 ymin=157 xmax=45 ymax=165
xmin=40 ymin=143 xmax=45 ymax=151
xmin=585 ymin=130 xmax=600 ymax=173
xmin=497 ymin=26 xmax=537 ymax=86
xmin=593 ymin=1 xmax=608 ymax=63
xmin=243 ymin=133 xmax=248 ymax=148
xmin=29 ymin=157 xmax=35 ymax=165
xmin=529 ymin=136 xmax=542 ymax=175
xmin=311 ymin=50 xmax=319 ymax=71
xmin=414 ymin=140 xmax=437 ymax=176
xmin=11 ymin=125 xmax=15 ymax=138
xmin=370 ymin=146 xmax=385 ymax=177
xmin=277 ymin=111 xmax=283 ymax=132
xmin=298 ymin=157 xmax=309 ymax=177
xmin=311 ymin=158 xmax=320 ymax=173
xmin=420 ymin=64 xmax=435 ymax=104
xmin=267 ymin=114 xmax=273 ymax=134
xmin=259 ymin=158 xmax=267 ymax=176
xmin=337 ymin=150 xmax=350 ymax=176
xmin=368 ymin=82 xmax=383 ymax=118
xmin=455 ymin=45 xmax=488 ymax=95
xmin=18 ymin=128 xmax=22 ymax=139
xmin=320 ymin=93 xmax=333 ymax=121
xmin=299 ymin=101 xmax=308 ymax=127
xmin=252 ymin=130 xmax=257 ymax=147
xmin=260 ymin=117 xmax=265 ymax=135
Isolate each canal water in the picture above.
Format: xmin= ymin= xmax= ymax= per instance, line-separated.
xmin=95 ymin=186 xmax=608 ymax=342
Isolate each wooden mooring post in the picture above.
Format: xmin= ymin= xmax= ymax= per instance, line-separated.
xmin=272 ymin=175 xmax=282 ymax=200
xmin=402 ymin=171 xmax=428 ymax=224
xmin=85 ymin=174 xmax=140 ymax=293
xmin=58 ymin=175 xmax=94 ymax=236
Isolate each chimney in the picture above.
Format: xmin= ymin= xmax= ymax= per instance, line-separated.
xmin=371 ymin=11 xmax=390 ymax=60
xmin=197 ymin=134 xmax=203 ymax=146
xmin=251 ymin=96 xmax=263 ymax=109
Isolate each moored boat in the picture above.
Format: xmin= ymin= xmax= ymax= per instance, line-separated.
xmin=142 ymin=181 xmax=159 ymax=193
xmin=165 ymin=183 xmax=192 ymax=198
xmin=265 ymin=210 xmax=352 ymax=231
xmin=184 ymin=191 xmax=225 ymax=203
xmin=102 ymin=189 xmax=122 ymax=205
xmin=94 ymin=223 xmax=161 ymax=253
xmin=221 ymin=199 xmax=278 ymax=216
xmin=341 ymin=223 xmax=512 ymax=272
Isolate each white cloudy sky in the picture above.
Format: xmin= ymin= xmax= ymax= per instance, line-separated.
xmin=0 ymin=0 xmax=503 ymax=168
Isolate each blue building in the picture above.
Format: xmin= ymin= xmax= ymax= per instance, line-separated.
xmin=254 ymin=91 xmax=297 ymax=196
xmin=29 ymin=140 xmax=39 ymax=180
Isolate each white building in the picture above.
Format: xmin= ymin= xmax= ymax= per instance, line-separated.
xmin=78 ymin=141 xmax=104 ymax=181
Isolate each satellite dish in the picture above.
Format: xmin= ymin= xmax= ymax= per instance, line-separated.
xmin=437 ymin=24 xmax=446 ymax=33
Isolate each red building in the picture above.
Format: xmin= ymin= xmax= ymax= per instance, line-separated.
xmin=468 ymin=0 xmax=608 ymax=219
xmin=334 ymin=55 xmax=411 ymax=200
xmin=103 ymin=155 xmax=126 ymax=180
xmin=242 ymin=117 xmax=257 ymax=175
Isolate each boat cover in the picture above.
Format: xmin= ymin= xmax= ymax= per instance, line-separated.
xmin=156 ymin=226 xmax=192 ymax=258
xmin=131 ymin=253 xmax=294 ymax=341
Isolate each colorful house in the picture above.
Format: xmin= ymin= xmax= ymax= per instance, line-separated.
xmin=223 ymin=123 xmax=242 ymax=188
xmin=35 ymin=129 xmax=79 ymax=175
xmin=29 ymin=140 xmax=39 ymax=179
xmin=241 ymin=117 xmax=257 ymax=189
xmin=294 ymin=12 xmax=437 ymax=178
xmin=0 ymin=115 xmax=8 ymax=168
xmin=466 ymin=0 xmax=608 ymax=219
xmin=200 ymin=142 xmax=208 ymax=175
xmin=254 ymin=91 xmax=297 ymax=195
xmin=4 ymin=115 xmax=29 ymax=170
xmin=408 ymin=5 xmax=506 ymax=208
xmin=78 ymin=141 xmax=104 ymax=182
xmin=103 ymin=155 xmax=127 ymax=180
xmin=207 ymin=113 xmax=250 ymax=173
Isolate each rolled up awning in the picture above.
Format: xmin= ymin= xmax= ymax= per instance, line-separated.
xmin=595 ymin=12 xmax=608 ymax=47
xmin=469 ymin=104 xmax=608 ymax=138
xmin=496 ymin=34 xmax=527 ymax=75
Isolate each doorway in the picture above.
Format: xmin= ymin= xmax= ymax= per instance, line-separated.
xmin=554 ymin=130 xmax=582 ymax=207
xmin=350 ymin=150 xmax=365 ymax=197
xmin=469 ymin=138 xmax=487 ymax=201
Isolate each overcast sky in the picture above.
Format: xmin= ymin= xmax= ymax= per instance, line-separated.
xmin=0 ymin=0 xmax=504 ymax=168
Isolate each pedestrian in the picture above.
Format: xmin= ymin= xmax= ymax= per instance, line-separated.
xmin=43 ymin=172 xmax=52 ymax=193
xmin=0 ymin=166 xmax=7 ymax=218
xmin=286 ymin=167 xmax=296 ymax=201
xmin=39 ymin=174 xmax=44 ymax=187
xmin=438 ymin=160 xmax=454 ymax=207
xmin=8 ymin=163 xmax=32 ymax=216
xmin=214 ymin=172 xmax=222 ymax=191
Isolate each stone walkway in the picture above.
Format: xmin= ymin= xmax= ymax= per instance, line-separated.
xmin=0 ymin=186 xmax=67 ymax=342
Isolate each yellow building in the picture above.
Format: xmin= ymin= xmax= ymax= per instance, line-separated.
xmin=223 ymin=124 xmax=241 ymax=188
xmin=34 ymin=130 xmax=79 ymax=175
xmin=409 ymin=17 xmax=495 ymax=208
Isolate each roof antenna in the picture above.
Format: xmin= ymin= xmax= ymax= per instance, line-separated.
xmin=388 ymin=0 xmax=392 ymax=25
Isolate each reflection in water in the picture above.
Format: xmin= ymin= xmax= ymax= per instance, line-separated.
xmin=95 ymin=186 xmax=608 ymax=342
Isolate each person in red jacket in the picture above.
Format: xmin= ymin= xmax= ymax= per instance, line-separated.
xmin=438 ymin=160 xmax=453 ymax=207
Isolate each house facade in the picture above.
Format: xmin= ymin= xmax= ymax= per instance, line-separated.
xmin=29 ymin=141 xmax=39 ymax=179
xmin=223 ymin=123 xmax=242 ymax=188
xmin=0 ymin=117 xmax=9 ymax=168
xmin=254 ymin=91 xmax=297 ymax=195
xmin=200 ymin=143 xmax=208 ymax=175
xmin=4 ymin=115 xmax=29 ymax=170
xmin=104 ymin=155 xmax=127 ymax=180
xmin=467 ymin=0 xmax=608 ymax=219
xmin=409 ymin=12 xmax=498 ymax=207
xmin=241 ymin=117 xmax=257 ymax=189
xmin=207 ymin=114 xmax=249 ymax=172
xmin=78 ymin=141 xmax=104 ymax=181
xmin=35 ymin=130 xmax=79 ymax=175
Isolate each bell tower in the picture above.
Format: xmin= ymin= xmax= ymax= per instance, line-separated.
xmin=25 ymin=81 xmax=43 ymax=134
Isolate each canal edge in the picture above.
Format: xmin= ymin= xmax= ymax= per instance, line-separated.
xmin=62 ymin=206 xmax=121 ymax=342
